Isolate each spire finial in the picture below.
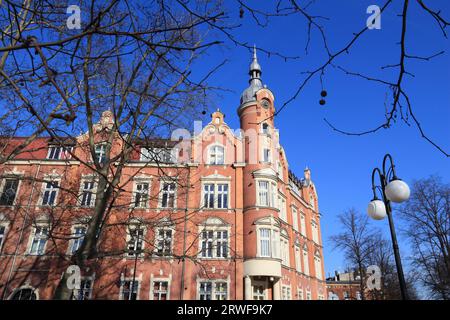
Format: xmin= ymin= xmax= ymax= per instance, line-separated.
xmin=253 ymin=44 xmax=257 ymax=60
xmin=249 ymin=44 xmax=261 ymax=78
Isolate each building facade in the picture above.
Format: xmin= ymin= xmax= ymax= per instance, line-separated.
xmin=0 ymin=49 xmax=326 ymax=300
xmin=326 ymin=271 xmax=362 ymax=300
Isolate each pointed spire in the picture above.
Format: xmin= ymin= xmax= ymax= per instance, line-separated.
xmin=249 ymin=44 xmax=262 ymax=78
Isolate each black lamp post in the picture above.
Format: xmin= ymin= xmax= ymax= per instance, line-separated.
xmin=367 ymin=154 xmax=410 ymax=300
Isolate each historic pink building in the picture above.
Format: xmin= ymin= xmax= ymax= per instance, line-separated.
xmin=0 ymin=49 xmax=326 ymax=300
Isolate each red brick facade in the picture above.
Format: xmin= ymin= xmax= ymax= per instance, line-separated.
xmin=0 ymin=51 xmax=326 ymax=300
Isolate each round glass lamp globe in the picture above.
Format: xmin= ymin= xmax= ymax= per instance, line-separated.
xmin=385 ymin=180 xmax=410 ymax=203
xmin=367 ymin=200 xmax=387 ymax=220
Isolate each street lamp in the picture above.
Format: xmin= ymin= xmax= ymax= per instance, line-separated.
xmin=367 ymin=154 xmax=410 ymax=300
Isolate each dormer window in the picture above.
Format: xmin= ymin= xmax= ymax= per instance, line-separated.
xmin=47 ymin=146 xmax=73 ymax=160
xmin=208 ymin=145 xmax=224 ymax=165
xmin=94 ymin=144 xmax=107 ymax=165
xmin=141 ymin=147 xmax=176 ymax=164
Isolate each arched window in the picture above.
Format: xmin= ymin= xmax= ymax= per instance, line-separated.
xmin=208 ymin=145 xmax=224 ymax=165
xmin=10 ymin=288 xmax=37 ymax=300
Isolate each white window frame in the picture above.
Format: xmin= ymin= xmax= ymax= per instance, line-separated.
xmin=297 ymin=288 xmax=304 ymax=300
xmin=72 ymin=276 xmax=94 ymax=300
xmin=256 ymin=224 xmax=280 ymax=259
xmin=140 ymin=147 xmax=177 ymax=164
xmin=311 ymin=219 xmax=319 ymax=244
xmin=278 ymin=194 xmax=287 ymax=222
xmin=300 ymin=212 xmax=306 ymax=236
xmin=261 ymin=122 xmax=270 ymax=135
xmin=154 ymin=226 xmax=174 ymax=257
xmin=28 ymin=223 xmax=49 ymax=255
xmin=119 ymin=277 xmax=141 ymax=300
xmin=150 ymin=277 xmax=171 ymax=300
xmin=256 ymin=179 xmax=277 ymax=208
xmin=47 ymin=145 xmax=73 ymax=160
xmin=197 ymin=278 xmax=229 ymax=300
xmin=295 ymin=244 xmax=301 ymax=273
xmin=280 ymin=230 xmax=290 ymax=267
xmin=302 ymin=245 xmax=310 ymax=276
xmin=262 ymin=148 xmax=271 ymax=163
xmin=158 ymin=180 xmax=177 ymax=209
xmin=281 ymin=285 xmax=291 ymax=300
xmin=78 ymin=177 xmax=97 ymax=208
xmin=292 ymin=207 xmax=299 ymax=231
xmin=125 ymin=223 xmax=146 ymax=258
xmin=198 ymin=226 xmax=230 ymax=259
xmin=132 ymin=179 xmax=151 ymax=208
xmin=208 ymin=144 xmax=225 ymax=165
xmin=0 ymin=177 xmax=21 ymax=206
xmin=201 ymin=182 xmax=230 ymax=209
xmin=68 ymin=224 xmax=87 ymax=255
xmin=314 ymin=252 xmax=323 ymax=280
xmin=94 ymin=143 xmax=107 ymax=165
xmin=0 ymin=221 xmax=9 ymax=252
xmin=39 ymin=176 xmax=60 ymax=207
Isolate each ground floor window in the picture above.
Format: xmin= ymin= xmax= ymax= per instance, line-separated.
xmin=152 ymin=281 xmax=169 ymax=300
xmin=198 ymin=281 xmax=228 ymax=300
xmin=10 ymin=288 xmax=37 ymax=300
xmin=253 ymin=284 xmax=266 ymax=300
xmin=120 ymin=280 xmax=139 ymax=300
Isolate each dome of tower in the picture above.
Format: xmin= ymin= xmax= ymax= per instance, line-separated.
xmin=240 ymin=45 xmax=264 ymax=105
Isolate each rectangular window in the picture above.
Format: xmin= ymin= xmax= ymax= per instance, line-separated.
xmin=199 ymin=282 xmax=212 ymax=300
xmin=279 ymin=196 xmax=287 ymax=221
xmin=203 ymin=184 xmax=215 ymax=209
xmin=203 ymin=183 xmax=229 ymax=209
xmin=292 ymin=208 xmax=298 ymax=231
xmin=141 ymin=148 xmax=175 ymax=163
xmin=121 ymin=280 xmax=139 ymax=300
xmin=217 ymin=184 xmax=228 ymax=209
xmin=312 ymin=220 xmax=319 ymax=243
xmin=72 ymin=279 xmax=92 ymax=300
xmin=0 ymin=179 xmax=19 ymax=206
xmin=281 ymin=237 xmax=289 ymax=266
xmin=134 ymin=182 xmax=149 ymax=208
xmin=253 ymin=285 xmax=265 ymax=300
xmin=94 ymin=144 xmax=107 ymax=165
xmin=127 ymin=226 xmax=144 ymax=257
xmin=80 ymin=181 xmax=95 ymax=207
xmin=300 ymin=213 xmax=306 ymax=236
xmin=298 ymin=289 xmax=304 ymax=300
xmin=70 ymin=226 xmax=86 ymax=254
xmin=0 ymin=225 xmax=6 ymax=249
xmin=47 ymin=146 xmax=73 ymax=160
xmin=263 ymin=148 xmax=270 ymax=163
xmin=258 ymin=181 xmax=269 ymax=206
xmin=303 ymin=249 xmax=309 ymax=276
xmin=209 ymin=146 xmax=224 ymax=165
xmin=42 ymin=181 xmax=59 ymax=206
xmin=161 ymin=182 xmax=175 ymax=208
xmin=295 ymin=246 xmax=301 ymax=272
xmin=153 ymin=281 xmax=169 ymax=300
xmin=155 ymin=228 xmax=172 ymax=256
xmin=314 ymin=257 xmax=322 ymax=280
xmin=259 ymin=228 xmax=271 ymax=257
xmin=281 ymin=285 xmax=291 ymax=300
xmin=215 ymin=282 xmax=227 ymax=300
xmin=201 ymin=230 xmax=228 ymax=259
xmin=30 ymin=226 xmax=48 ymax=255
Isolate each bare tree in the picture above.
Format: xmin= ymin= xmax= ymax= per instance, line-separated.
xmin=329 ymin=208 xmax=377 ymax=300
xmin=400 ymin=175 xmax=450 ymax=299
xmin=366 ymin=233 xmax=418 ymax=300
xmin=0 ymin=0 xmax=233 ymax=300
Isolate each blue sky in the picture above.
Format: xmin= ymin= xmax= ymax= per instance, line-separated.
xmin=189 ymin=0 xmax=450 ymax=281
